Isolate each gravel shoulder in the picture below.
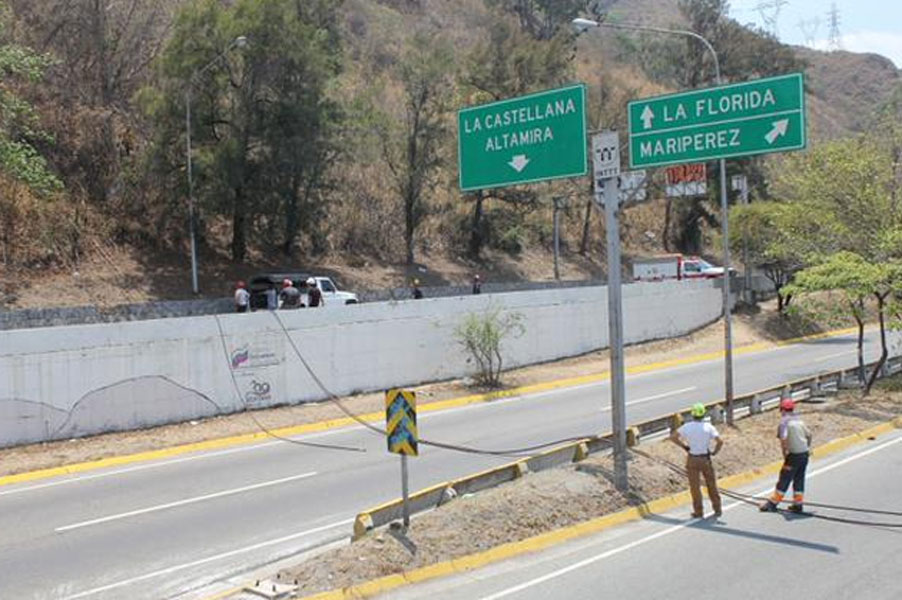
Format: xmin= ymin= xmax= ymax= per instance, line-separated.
xmin=0 ymin=300 xmax=843 ymax=478
xmin=277 ymin=385 xmax=902 ymax=596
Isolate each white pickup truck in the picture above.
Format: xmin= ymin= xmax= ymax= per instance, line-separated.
xmin=632 ymin=255 xmax=727 ymax=281
xmin=310 ymin=276 xmax=359 ymax=306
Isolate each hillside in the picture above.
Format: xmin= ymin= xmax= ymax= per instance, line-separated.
xmin=0 ymin=0 xmax=899 ymax=310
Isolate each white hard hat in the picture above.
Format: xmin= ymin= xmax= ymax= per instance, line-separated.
xmin=306 ymin=277 xmax=316 ymax=286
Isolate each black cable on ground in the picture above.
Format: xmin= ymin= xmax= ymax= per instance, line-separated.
xmin=627 ymin=446 xmax=902 ymax=528
xmin=269 ymin=311 xmax=601 ymax=458
xmin=212 ymin=315 xmax=366 ymax=454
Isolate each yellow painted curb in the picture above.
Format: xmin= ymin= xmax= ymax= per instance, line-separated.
xmin=289 ymin=415 xmax=900 ymax=600
xmin=0 ymin=325 xmax=862 ymax=489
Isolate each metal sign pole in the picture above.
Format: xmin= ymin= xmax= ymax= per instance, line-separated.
xmin=401 ymin=454 xmax=410 ymax=528
xmin=604 ymin=175 xmax=628 ymax=490
xmin=720 ymin=159 xmax=735 ymax=426
xmin=593 ymin=131 xmax=627 ymax=491
xmin=553 ymin=198 xmax=561 ymax=280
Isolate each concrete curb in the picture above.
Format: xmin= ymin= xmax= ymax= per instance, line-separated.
xmin=0 ymin=325 xmax=862 ymax=489
xmin=290 ymin=417 xmax=902 ymax=600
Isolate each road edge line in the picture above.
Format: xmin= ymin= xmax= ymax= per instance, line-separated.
xmin=0 ymin=325 xmax=860 ymax=489
xmin=288 ymin=417 xmax=900 ymax=600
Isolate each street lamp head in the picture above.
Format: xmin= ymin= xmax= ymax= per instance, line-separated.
xmin=571 ymin=18 xmax=600 ymax=34
xmin=234 ymin=35 xmax=248 ymax=49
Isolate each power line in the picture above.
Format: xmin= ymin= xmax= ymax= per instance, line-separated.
xmin=754 ymin=0 xmax=790 ymax=38
xmin=797 ymin=17 xmax=821 ymax=48
xmin=827 ymin=2 xmax=843 ymax=50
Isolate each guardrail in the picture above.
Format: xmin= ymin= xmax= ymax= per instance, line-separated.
xmin=352 ymin=354 xmax=902 ymax=540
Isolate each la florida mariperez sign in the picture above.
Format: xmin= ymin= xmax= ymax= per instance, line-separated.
xmin=458 ymin=84 xmax=587 ymax=192
xmin=628 ymin=73 xmax=806 ymax=168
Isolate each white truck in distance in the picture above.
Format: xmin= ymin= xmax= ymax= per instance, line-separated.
xmin=312 ymin=276 xmax=358 ymax=306
xmin=632 ymin=255 xmax=727 ymax=281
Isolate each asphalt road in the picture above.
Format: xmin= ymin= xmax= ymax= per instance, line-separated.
xmin=0 ymin=328 xmax=896 ymax=599
xmin=385 ymin=429 xmax=902 ymax=600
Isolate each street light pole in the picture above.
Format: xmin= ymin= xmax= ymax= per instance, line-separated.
xmin=184 ymin=35 xmax=248 ymax=295
xmin=573 ymin=18 xmax=735 ymax=424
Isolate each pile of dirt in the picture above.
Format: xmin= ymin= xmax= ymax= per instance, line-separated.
xmin=277 ymin=391 xmax=902 ymax=596
xmin=0 ymin=300 xmax=849 ymax=478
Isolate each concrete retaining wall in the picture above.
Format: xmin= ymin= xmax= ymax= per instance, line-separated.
xmin=0 ymin=280 xmax=723 ymax=447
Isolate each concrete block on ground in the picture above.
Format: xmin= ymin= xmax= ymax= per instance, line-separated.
xmin=244 ymin=579 xmax=297 ymax=599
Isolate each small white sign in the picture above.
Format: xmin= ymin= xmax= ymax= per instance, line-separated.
xmin=619 ymin=169 xmax=647 ymax=204
xmin=592 ymin=131 xmax=620 ymax=182
xmin=731 ymin=174 xmax=747 ymax=192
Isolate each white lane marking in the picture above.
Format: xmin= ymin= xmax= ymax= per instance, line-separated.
xmin=55 ymin=471 xmax=317 ymax=533
xmin=477 ymin=434 xmax=902 ymax=600
xmin=0 ymin=441 xmax=283 ymax=498
xmin=811 ymin=350 xmax=856 ymax=363
xmin=60 ymin=518 xmax=353 ymax=600
xmin=625 ymin=386 xmax=696 ymax=408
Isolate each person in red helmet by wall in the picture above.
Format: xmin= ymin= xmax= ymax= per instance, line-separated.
xmin=234 ymin=281 xmax=250 ymax=313
xmin=760 ymin=397 xmax=813 ymax=513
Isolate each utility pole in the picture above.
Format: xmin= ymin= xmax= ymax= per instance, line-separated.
xmin=797 ymin=18 xmax=821 ymax=48
xmin=732 ymin=175 xmax=752 ymax=304
xmin=755 ymin=0 xmax=789 ymax=38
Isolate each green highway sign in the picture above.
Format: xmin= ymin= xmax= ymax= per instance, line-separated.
xmin=458 ymin=84 xmax=587 ymax=191
xmin=628 ymin=73 xmax=806 ymax=168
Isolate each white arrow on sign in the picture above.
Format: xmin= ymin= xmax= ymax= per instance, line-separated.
xmin=765 ymin=119 xmax=789 ymax=144
xmin=508 ymin=154 xmax=530 ymax=172
xmin=640 ymin=106 xmax=655 ymax=130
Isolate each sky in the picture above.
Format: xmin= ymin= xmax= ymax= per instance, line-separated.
xmin=728 ymin=0 xmax=902 ymax=68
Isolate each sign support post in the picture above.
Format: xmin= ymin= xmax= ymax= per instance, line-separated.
xmin=593 ymin=132 xmax=627 ymax=490
xmin=385 ymin=389 xmax=418 ymax=529
xmin=719 ymin=158 xmax=735 ymax=425
xmin=553 ymin=197 xmax=562 ymax=280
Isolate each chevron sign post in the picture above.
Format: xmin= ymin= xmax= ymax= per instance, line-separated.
xmin=385 ymin=389 xmax=418 ymax=456
xmin=386 ymin=388 xmax=418 ymax=527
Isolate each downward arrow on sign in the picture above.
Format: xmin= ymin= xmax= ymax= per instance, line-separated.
xmin=765 ymin=119 xmax=789 ymax=144
xmin=508 ymin=154 xmax=530 ymax=172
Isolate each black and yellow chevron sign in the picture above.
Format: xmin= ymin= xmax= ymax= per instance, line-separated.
xmin=385 ymin=389 xmax=418 ymax=456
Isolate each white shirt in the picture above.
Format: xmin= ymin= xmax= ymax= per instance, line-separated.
xmin=677 ymin=420 xmax=720 ymax=455
xmin=234 ymin=288 xmax=250 ymax=307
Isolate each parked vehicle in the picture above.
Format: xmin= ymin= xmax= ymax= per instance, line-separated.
xmin=248 ymin=273 xmax=358 ymax=309
xmin=632 ymin=255 xmax=728 ymax=281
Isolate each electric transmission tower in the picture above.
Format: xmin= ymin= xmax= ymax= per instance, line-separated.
xmin=827 ymin=2 xmax=842 ymax=50
xmin=755 ymin=0 xmax=789 ymax=38
xmin=797 ymin=17 xmax=821 ymax=48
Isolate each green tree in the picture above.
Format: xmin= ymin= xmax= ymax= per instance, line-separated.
xmin=380 ymin=32 xmax=454 ymax=265
xmin=485 ymin=0 xmax=586 ymax=40
xmin=147 ymin=0 xmax=343 ymax=261
xmin=459 ymin=11 xmax=574 ymax=258
xmin=0 ymin=3 xmax=60 ymax=194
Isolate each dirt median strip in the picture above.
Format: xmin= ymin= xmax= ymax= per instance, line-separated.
xmin=285 ymin=417 xmax=901 ymax=600
xmin=0 ymin=326 xmax=860 ymax=489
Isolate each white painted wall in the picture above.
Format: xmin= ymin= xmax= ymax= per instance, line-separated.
xmin=0 ymin=281 xmax=723 ymax=447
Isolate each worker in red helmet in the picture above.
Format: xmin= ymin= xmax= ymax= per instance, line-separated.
xmin=234 ymin=281 xmax=250 ymax=313
xmin=760 ymin=397 xmax=813 ymax=513
xmin=278 ymin=278 xmax=301 ymax=309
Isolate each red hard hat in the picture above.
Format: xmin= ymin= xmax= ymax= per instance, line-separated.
xmin=780 ymin=398 xmax=795 ymax=411
xmin=283 ymin=278 xmax=292 ymax=288
xmin=236 ymin=280 xmax=246 ymax=289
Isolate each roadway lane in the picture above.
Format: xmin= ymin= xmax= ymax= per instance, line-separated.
xmin=385 ymin=430 xmax=902 ymax=600
xmin=0 ymin=329 xmax=896 ymax=599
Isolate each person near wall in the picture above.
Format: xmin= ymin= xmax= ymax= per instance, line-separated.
xmin=234 ymin=281 xmax=250 ymax=313
xmin=472 ymin=274 xmax=482 ymax=295
xmin=307 ymin=277 xmax=324 ymax=307
xmin=670 ymin=403 xmax=724 ymax=518
xmin=412 ymin=278 xmax=423 ymax=299
xmin=265 ymin=285 xmax=278 ymax=311
xmin=279 ymin=278 xmax=302 ymax=309
xmin=759 ymin=398 xmax=813 ymax=513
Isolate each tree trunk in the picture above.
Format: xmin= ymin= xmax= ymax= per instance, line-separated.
xmin=663 ymin=198 xmax=672 ymax=252
xmin=854 ymin=309 xmax=866 ymax=385
xmin=405 ymin=188 xmax=415 ymax=265
xmin=579 ymin=196 xmax=592 ymax=256
xmin=864 ymin=294 xmax=889 ymax=396
xmin=468 ymin=192 xmax=485 ymax=259
xmin=231 ymin=187 xmax=247 ymax=262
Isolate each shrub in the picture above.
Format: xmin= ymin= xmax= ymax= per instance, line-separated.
xmin=454 ymin=304 xmax=525 ymax=387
